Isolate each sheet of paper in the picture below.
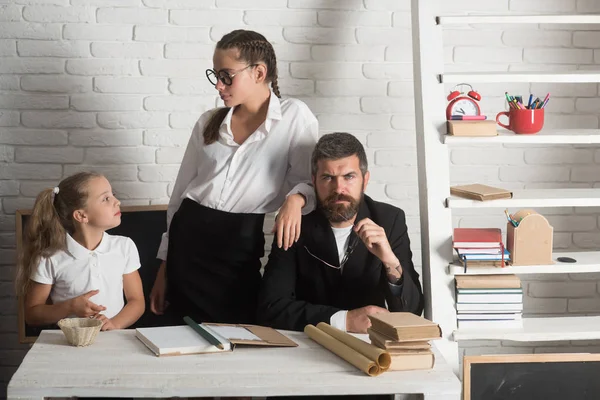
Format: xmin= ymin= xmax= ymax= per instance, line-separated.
xmin=209 ymin=325 xmax=261 ymax=341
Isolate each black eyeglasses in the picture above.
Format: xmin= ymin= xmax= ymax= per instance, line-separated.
xmin=304 ymin=233 xmax=360 ymax=270
xmin=205 ymin=64 xmax=257 ymax=86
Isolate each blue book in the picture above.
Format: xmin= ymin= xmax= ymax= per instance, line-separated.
xmin=458 ymin=248 xmax=510 ymax=273
xmin=458 ymin=249 xmax=510 ymax=261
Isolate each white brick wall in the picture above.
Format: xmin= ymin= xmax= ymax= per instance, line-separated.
xmin=2 ymin=0 xmax=600 ymax=394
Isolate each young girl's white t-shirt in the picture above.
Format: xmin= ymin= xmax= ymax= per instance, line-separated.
xmin=31 ymin=232 xmax=141 ymax=319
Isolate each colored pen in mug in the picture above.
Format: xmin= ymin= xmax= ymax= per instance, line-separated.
xmin=541 ymin=93 xmax=550 ymax=108
xmin=542 ymin=97 xmax=550 ymax=109
xmin=505 ymin=92 xmax=517 ymax=109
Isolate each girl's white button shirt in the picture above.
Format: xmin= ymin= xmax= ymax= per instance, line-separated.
xmin=157 ymin=94 xmax=318 ymax=260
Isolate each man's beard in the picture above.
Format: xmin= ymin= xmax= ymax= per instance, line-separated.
xmin=317 ymin=192 xmax=362 ymax=223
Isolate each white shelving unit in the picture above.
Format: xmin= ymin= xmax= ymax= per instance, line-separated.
xmin=411 ymin=0 xmax=600 ymax=374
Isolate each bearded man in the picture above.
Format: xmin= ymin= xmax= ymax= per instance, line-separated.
xmin=257 ymin=132 xmax=424 ymax=333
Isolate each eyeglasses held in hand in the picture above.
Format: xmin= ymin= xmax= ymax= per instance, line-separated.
xmin=205 ymin=64 xmax=257 ymax=86
xmin=304 ymin=233 xmax=360 ymax=270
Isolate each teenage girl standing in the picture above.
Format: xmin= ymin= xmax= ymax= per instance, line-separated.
xmin=150 ymin=30 xmax=318 ymax=325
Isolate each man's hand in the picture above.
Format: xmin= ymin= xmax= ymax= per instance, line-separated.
xmin=354 ymin=218 xmax=402 ymax=284
xmin=346 ymin=305 xmax=389 ymax=333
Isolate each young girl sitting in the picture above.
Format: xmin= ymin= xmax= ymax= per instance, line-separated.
xmin=16 ymin=172 xmax=145 ymax=331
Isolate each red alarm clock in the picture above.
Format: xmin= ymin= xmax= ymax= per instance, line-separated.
xmin=446 ymin=83 xmax=482 ymax=120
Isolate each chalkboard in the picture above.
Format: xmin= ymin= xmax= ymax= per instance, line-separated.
xmin=16 ymin=205 xmax=170 ymax=343
xmin=464 ymin=353 xmax=600 ymax=400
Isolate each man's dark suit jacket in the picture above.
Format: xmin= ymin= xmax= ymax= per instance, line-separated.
xmin=257 ymin=194 xmax=424 ymax=332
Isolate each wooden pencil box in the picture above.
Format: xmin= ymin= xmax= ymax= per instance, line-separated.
xmin=506 ymin=210 xmax=553 ymax=266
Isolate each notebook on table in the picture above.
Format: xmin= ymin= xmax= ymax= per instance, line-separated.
xmin=136 ymin=322 xmax=297 ymax=357
xmin=368 ymin=328 xmax=432 ymax=350
xmin=389 ymin=351 xmax=435 ymax=371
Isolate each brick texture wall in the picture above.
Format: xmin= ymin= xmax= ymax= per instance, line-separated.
xmin=2 ymin=0 xmax=600 ymax=395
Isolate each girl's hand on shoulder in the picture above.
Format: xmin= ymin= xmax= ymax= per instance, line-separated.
xmin=70 ymin=289 xmax=107 ymax=318
xmin=273 ymin=194 xmax=305 ymax=251
xmin=94 ymin=314 xmax=118 ymax=331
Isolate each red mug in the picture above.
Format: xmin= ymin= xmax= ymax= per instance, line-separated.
xmin=496 ymin=108 xmax=544 ymax=134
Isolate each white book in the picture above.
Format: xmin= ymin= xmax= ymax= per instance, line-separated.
xmin=457 ymin=288 xmax=522 ymax=294
xmin=457 ymin=313 xmax=522 ymax=321
xmin=457 ymin=309 xmax=523 ymax=314
xmin=456 ymin=293 xmax=523 ymax=303
xmin=135 ymin=325 xmax=232 ymax=356
xmin=455 ymin=248 xmax=502 ymax=255
xmin=456 ymin=303 xmax=523 ymax=312
xmin=458 ymin=319 xmax=523 ymax=330
xmin=459 ymin=253 xmax=510 ymax=261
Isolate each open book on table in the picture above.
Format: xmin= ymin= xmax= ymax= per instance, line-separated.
xmin=136 ymin=322 xmax=297 ymax=357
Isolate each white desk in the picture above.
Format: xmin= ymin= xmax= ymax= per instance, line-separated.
xmin=8 ymin=330 xmax=460 ymax=399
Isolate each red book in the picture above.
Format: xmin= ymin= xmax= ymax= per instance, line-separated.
xmin=453 ymin=228 xmax=502 ymax=249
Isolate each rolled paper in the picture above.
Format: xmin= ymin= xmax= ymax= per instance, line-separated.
xmin=304 ymin=324 xmax=381 ymax=376
xmin=316 ymin=322 xmax=391 ymax=370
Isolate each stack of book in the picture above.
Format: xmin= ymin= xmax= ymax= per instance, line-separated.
xmin=455 ymin=274 xmax=523 ymax=330
xmin=367 ymin=313 xmax=442 ymax=371
xmin=453 ymin=227 xmax=509 ymax=272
